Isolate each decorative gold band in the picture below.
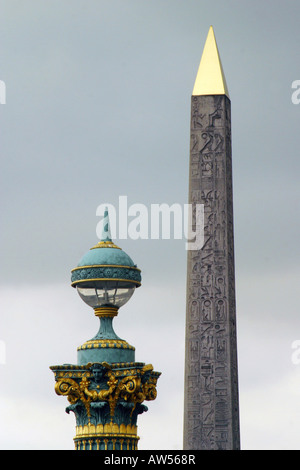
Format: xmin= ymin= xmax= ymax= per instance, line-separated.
xmin=71 ymin=278 xmax=141 ymax=287
xmin=90 ymin=240 xmax=122 ymax=250
xmin=77 ymin=339 xmax=135 ymax=351
xmin=75 ymin=423 xmax=138 ymax=438
xmin=94 ymin=306 xmax=119 ymax=317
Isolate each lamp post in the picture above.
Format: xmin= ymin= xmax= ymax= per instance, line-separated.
xmin=50 ymin=209 xmax=161 ymax=450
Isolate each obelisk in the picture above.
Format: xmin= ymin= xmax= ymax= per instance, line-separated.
xmin=183 ymin=26 xmax=240 ymax=450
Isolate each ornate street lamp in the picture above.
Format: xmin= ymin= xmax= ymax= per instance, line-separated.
xmin=50 ymin=209 xmax=161 ymax=450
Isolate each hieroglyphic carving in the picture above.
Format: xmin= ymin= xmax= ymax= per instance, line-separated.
xmin=184 ymin=95 xmax=240 ymax=450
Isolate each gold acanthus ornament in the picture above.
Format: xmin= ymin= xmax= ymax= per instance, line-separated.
xmin=54 ymin=363 xmax=157 ymax=420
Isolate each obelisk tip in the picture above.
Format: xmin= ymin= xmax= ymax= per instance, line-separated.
xmin=192 ymin=26 xmax=230 ymax=98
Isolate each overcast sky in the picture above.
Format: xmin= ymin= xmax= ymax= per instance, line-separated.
xmin=0 ymin=0 xmax=300 ymax=450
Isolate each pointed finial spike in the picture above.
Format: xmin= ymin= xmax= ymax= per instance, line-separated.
xmin=90 ymin=207 xmax=122 ymax=250
xmin=192 ymin=26 xmax=229 ymax=98
xmin=101 ymin=207 xmax=112 ymax=242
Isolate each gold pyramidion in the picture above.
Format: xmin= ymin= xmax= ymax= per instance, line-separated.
xmin=192 ymin=26 xmax=229 ymax=98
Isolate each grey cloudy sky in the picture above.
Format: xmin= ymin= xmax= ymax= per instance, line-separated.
xmin=0 ymin=0 xmax=300 ymax=450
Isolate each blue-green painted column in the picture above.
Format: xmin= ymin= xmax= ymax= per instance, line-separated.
xmin=50 ymin=214 xmax=161 ymax=450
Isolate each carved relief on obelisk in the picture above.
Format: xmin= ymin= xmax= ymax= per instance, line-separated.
xmin=183 ymin=26 xmax=240 ymax=450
